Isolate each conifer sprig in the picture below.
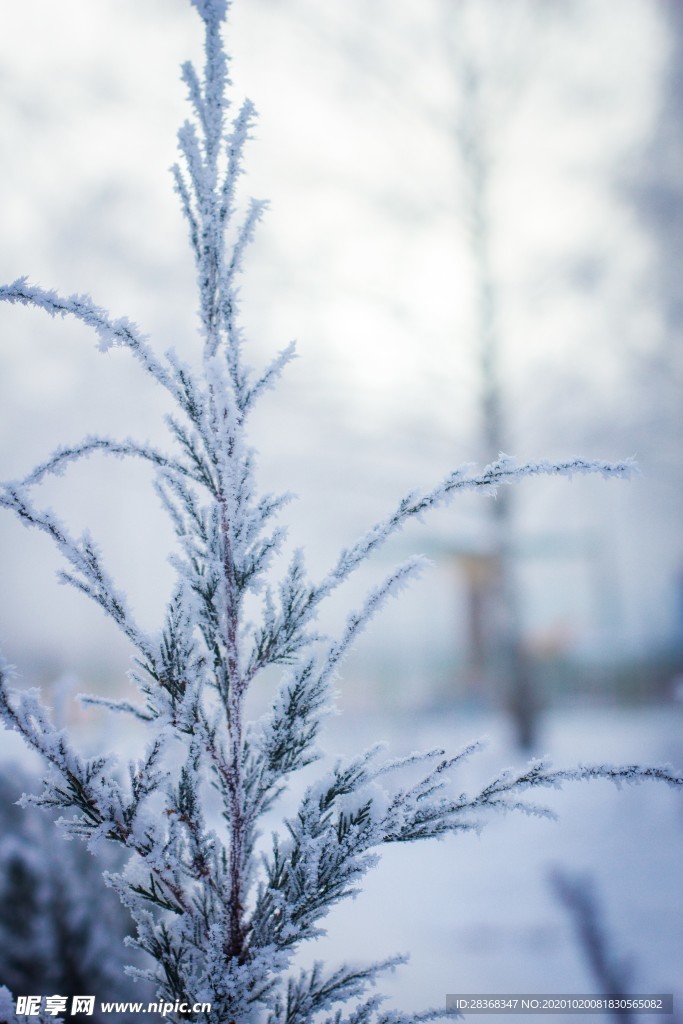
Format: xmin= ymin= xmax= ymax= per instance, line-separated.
xmin=0 ymin=1 xmax=676 ymax=1022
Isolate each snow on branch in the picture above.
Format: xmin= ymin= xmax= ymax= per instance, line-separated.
xmin=328 ymin=557 xmax=427 ymax=668
xmin=0 ymin=484 xmax=154 ymax=661
xmin=250 ymin=738 xmax=681 ymax=965
xmin=17 ymin=436 xmax=203 ymax=489
xmin=224 ymin=198 xmax=269 ymax=292
xmin=314 ymin=455 xmax=635 ymax=606
xmin=243 ymin=558 xmax=427 ymax=821
xmin=0 ymin=675 xmax=122 ymax=840
xmin=190 ymin=0 xmax=229 ymax=28
xmin=221 ymin=99 xmax=258 ymax=225
xmin=266 ymin=957 xmax=412 ymax=1024
xmin=78 ymin=693 xmax=155 ymax=722
xmin=0 ymin=279 xmax=189 ymax=412
xmin=243 ymin=341 xmax=297 ymax=413
xmin=381 ymin=754 xmax=683 ymax=842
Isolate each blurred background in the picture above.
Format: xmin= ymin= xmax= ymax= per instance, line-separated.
xmin=0 ymin=0 xmax=681 ymax=1018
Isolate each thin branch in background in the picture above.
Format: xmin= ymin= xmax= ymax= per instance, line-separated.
xmin=550 ymin=869 xmax=634 ymax=1021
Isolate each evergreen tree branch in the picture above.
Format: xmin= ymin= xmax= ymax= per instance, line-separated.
xmin=0 ymin=484 xmax=155 ymax=662
xmin=0 ymin=279 xmax=189 ymax=413
xmin=313 ymin=455 xmax=635 ymax=608
xmin=78 ymin=694 xmax=155 ymax=722
xmin=267 ymin=957 xmax=409 ymax=1024
xmin=17 ymin=436 xmax=202 ymax=489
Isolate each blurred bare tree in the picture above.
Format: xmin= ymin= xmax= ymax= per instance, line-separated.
xmin=626 ymin=0 xmax=683 ymax=547
xmin=440 ymin=0 xmax=556 ymax=749
xmin=268 ymin=0 xmax=571 ymax=744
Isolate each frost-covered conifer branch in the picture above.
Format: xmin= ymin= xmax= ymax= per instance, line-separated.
xmin=0 ymin=677 xmax=123 ymax=841
xmin=245 ymin=456 xmax=635 ymax=687
xmin=164 ymin=414 xmax=219 ymax=491
xmin=380 ymin=755 xmax=683 ymax=842
xmin=243 ymin=340 xmax=298 ymax=414
xmin=250 ymin=742 xmax=682 ymax=957
xmin=0 ymin=0 xmax=677 ymax=1021
xmin=313 ymin=455 xmax=635 ymax=607
xmin=0 ymin=986 xmax=66 ymax=1024
xmin=79 ymin=693 xmax=155 ymax=722
xmin=266 ymin=957 xmax=412 ymax=1024
xmin=0 ymin=484 xmax=154 ymax=661
xmin=241 ymin=558 xmax=426 ymax=830
xmin=0 ymin=279 xmax=188 ymax=409
xmin=18 ymin=436 xmax=202 ymax=489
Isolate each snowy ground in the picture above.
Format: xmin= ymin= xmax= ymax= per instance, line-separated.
xmin=1 ymin=702 xmax=681 ymax=1022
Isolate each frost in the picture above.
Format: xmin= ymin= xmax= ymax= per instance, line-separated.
xmin=0 ymin=1 xmax=676 ymax=1023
